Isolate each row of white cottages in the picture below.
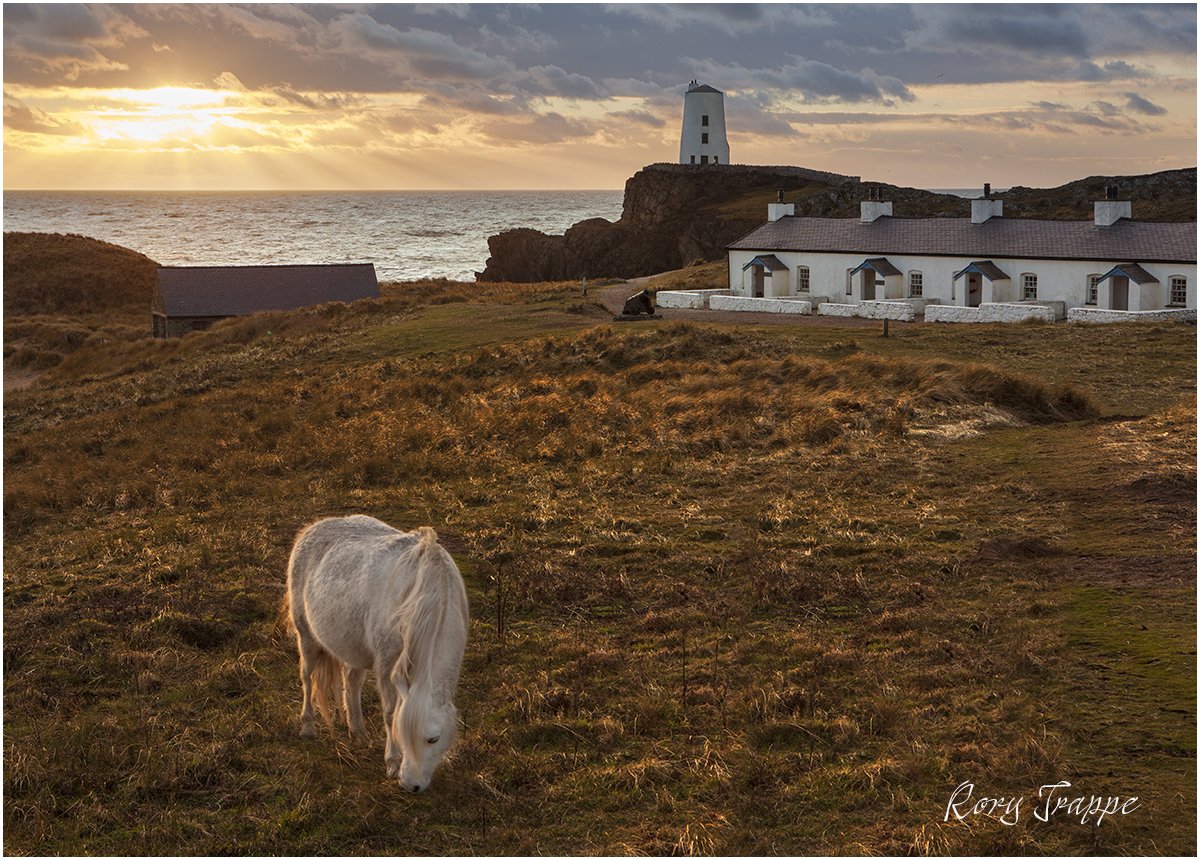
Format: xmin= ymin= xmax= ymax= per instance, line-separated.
xmin=721 ymin=191 xmax=1195 ymax=320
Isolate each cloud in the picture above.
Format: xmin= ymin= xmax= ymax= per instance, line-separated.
xmin=3 ymin=3 xmax=146 ymax=82
xmin=480 ymin=111 xmax=597 ymax=145
xmin=691 ymin=58 xmax=915 ymax=105
xmin=937 ymin=7 xmax=1089 ymax=57
xmin=331 ymin=14 xmax=511 ymax=82
xmin=1124 ymin=92 xmax=1167 ymax=116
xmin=604 ymin=4 xmax=835 ymax=35
xmin=521 ymin=65 xmax=605 ymax=100
xmin=3 ymin=93 xmax=83 ymax=135
xmin=606 ymin=109 xmax=666 ymax=128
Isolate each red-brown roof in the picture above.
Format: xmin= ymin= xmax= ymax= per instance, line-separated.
xmin=156 ymin=263 xmax=379 ymax=317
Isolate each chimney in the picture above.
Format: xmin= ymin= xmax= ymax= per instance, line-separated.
xmin=971 ymin=183 xmax=1003 ymax=224
xmin=1094 ymin=185 xmax=1131 ymax=226
xmin=860 ymin=186 xmax=892 ymax=222
xmin=768 ymin=190 xmax=794 ymax=222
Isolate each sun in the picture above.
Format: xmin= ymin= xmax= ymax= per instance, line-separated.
xmin=85 ymin=85 xmax=250 ymax=148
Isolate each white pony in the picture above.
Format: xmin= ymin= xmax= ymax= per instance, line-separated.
xmin=284 ymin=515 xmax=469 ymax=793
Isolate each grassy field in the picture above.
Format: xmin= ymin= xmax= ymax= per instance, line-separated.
xmin=4 ymin=261 xmax=1195 ymax=854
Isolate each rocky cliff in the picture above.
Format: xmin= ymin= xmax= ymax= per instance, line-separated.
xmin=476 ymin=163 xmax=1196 ymax=282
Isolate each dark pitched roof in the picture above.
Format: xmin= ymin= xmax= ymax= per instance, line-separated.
xmin=728 ymin=216 xmax=1197 ymax=264
xmin=1098 ymin=263 xmax=1159 ymax=284
xmin=156 ymin=263 xmax=379 ymax=317
xmin=850 ymin=257 xmax=902 ymax=277
xmin=687 ymin=83 xmax=723 ymax=94
xmin=953 ymin=260 xmax=1011 ymax=281
xmin=741 ymin=254 xmax=788 ymax=272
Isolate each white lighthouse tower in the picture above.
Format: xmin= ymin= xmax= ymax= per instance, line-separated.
xmin=678 ymin=80 xmax=730 ymax=165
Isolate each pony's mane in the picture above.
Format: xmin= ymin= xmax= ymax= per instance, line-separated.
xmin=395 ymin=528 xmax=465 ymax=748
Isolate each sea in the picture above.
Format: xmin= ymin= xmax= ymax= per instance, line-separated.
xmin=2 ymin=187 xmax=991 ymax=283
xmin=2 ymin=190 xmax=625 ymax=283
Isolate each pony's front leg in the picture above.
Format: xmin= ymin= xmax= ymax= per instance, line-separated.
xmin=344 ymin=667 xmax=368 ymax=745
xmin=378 ymin=678 xmax=402 ymax=777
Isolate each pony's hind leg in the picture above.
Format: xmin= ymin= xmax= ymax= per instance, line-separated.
xmin=295 ymin=630 xmax=322 ymax=738
xmin=344 ymin=667 xmax=368 ymax=745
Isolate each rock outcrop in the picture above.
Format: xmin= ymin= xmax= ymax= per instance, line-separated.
xmin=476 ymin=163 xmax=1197 ymax=282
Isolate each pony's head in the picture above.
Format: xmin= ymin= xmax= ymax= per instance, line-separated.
xmin=394 ymin=692 xmax=458 ymax=793
xmin=389 ymin=526 xmax=468 ymax=793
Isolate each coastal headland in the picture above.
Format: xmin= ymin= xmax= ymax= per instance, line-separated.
xmin=477 ymin=164 xmax=1197 ymax=282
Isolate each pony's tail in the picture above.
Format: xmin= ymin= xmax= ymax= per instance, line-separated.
xmin=309 ymin=649 xmax=344 ymax=729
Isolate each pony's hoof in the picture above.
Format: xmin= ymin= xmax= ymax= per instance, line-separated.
xmin=300 ymin=725 xmax=317 ymax=739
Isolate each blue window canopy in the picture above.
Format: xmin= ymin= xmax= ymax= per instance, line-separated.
xmin=1096 ymin=263 xmax=1159 ymax=284
xmin=953 ymin=260 xmax=1011 ymax=282
xmin=848 ymin=257 xmax=901 ymax=277
xmin=741 ymin=254 xmax=788 ymax=272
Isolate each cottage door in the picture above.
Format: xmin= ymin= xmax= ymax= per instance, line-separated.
xmin=1111 ymin=277 xmax=1129 ymax=311
xmin=967 ymin=274 xmax=982 ymax=307
xmin=860 ymin=270 xmax=875 ymax=301
xmin=752 ymin=268 xmax=765 ymax=298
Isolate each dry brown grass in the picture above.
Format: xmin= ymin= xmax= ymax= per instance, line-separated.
xmin=3 ymin=232 xmax=158 ymax=317
xmin=3 ymin=278 xmax=1194 ymax=855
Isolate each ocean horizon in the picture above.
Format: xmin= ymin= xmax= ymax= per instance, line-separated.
xmin=2 ymin=186 xmax=992 ymax=283
xmin=3 ymin=189 xmax=625 ymax=283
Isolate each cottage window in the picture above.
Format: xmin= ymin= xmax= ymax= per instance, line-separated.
xmin=713 ymin=156 xmax=718 ymax=164
xmin=908 ymin=271 xmax=923 ymax=297
xmin=1169 ymin=276 xmax=1188 ymax=306
xmin=191 ymin=320 xmax=212 ymax=331
xmin=702 ymin=115 xmax=709 ymax=126
xmin=797 ymin=266 xmax=810 ymax=292
xmin=1022 ymin=273 xmax=1038 ymax=300
xmin=701 ymin=132 xmax=709 ymax=144
xmin=1086 ymin=274 xmax=1100 ymax=305
xmin=701 ymin=155 xmax=709 ymax=164
xmin=690 ymin=155 xmax=695 ymax=164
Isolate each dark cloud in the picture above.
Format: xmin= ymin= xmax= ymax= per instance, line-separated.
xmin=1124 ymin=92 xmax=1167 ymax=116
xmin=691 ymin=58 xmax=915 ymax=105
xmin=937 ymin=7 xmax=1090 ymax=57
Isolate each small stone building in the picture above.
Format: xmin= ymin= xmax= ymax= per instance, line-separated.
xmin=152 ymin=263 xmax=379 ymax=337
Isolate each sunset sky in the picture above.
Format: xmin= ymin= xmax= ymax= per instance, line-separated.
xmin=3 ymin=3 xmax=1196 ymax=191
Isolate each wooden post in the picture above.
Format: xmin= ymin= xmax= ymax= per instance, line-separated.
xmin=882 ymin=318 xmax=890 ymax=337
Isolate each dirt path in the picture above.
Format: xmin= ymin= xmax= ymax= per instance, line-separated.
xmin=598 ymin=271 xmax=885 ymax=329
xmin=4 ymin=368 xmax=45 ymax=394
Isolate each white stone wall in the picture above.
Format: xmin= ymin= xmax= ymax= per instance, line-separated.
xmin=925 ymin=305 xmax=980 ymax=323
xmin=728 ymin=248 xmax=1197 ymax=311
xmin=655 ymin=289 xmax=731 ymax=309
xmin=1067 ymin=307 xmax=1198 ymax=324
xmin=709 ymin=295 xmax=813 ymax=314
xmin=857 ymin=300 xmax=916 ymax=322
xmin=926 ymin=303 xmax=1056 ymax=324
xmin=816 ymin=302 xmax=860 ymax=318
xmin=655 ymin=290 xmax=706 ymax=309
